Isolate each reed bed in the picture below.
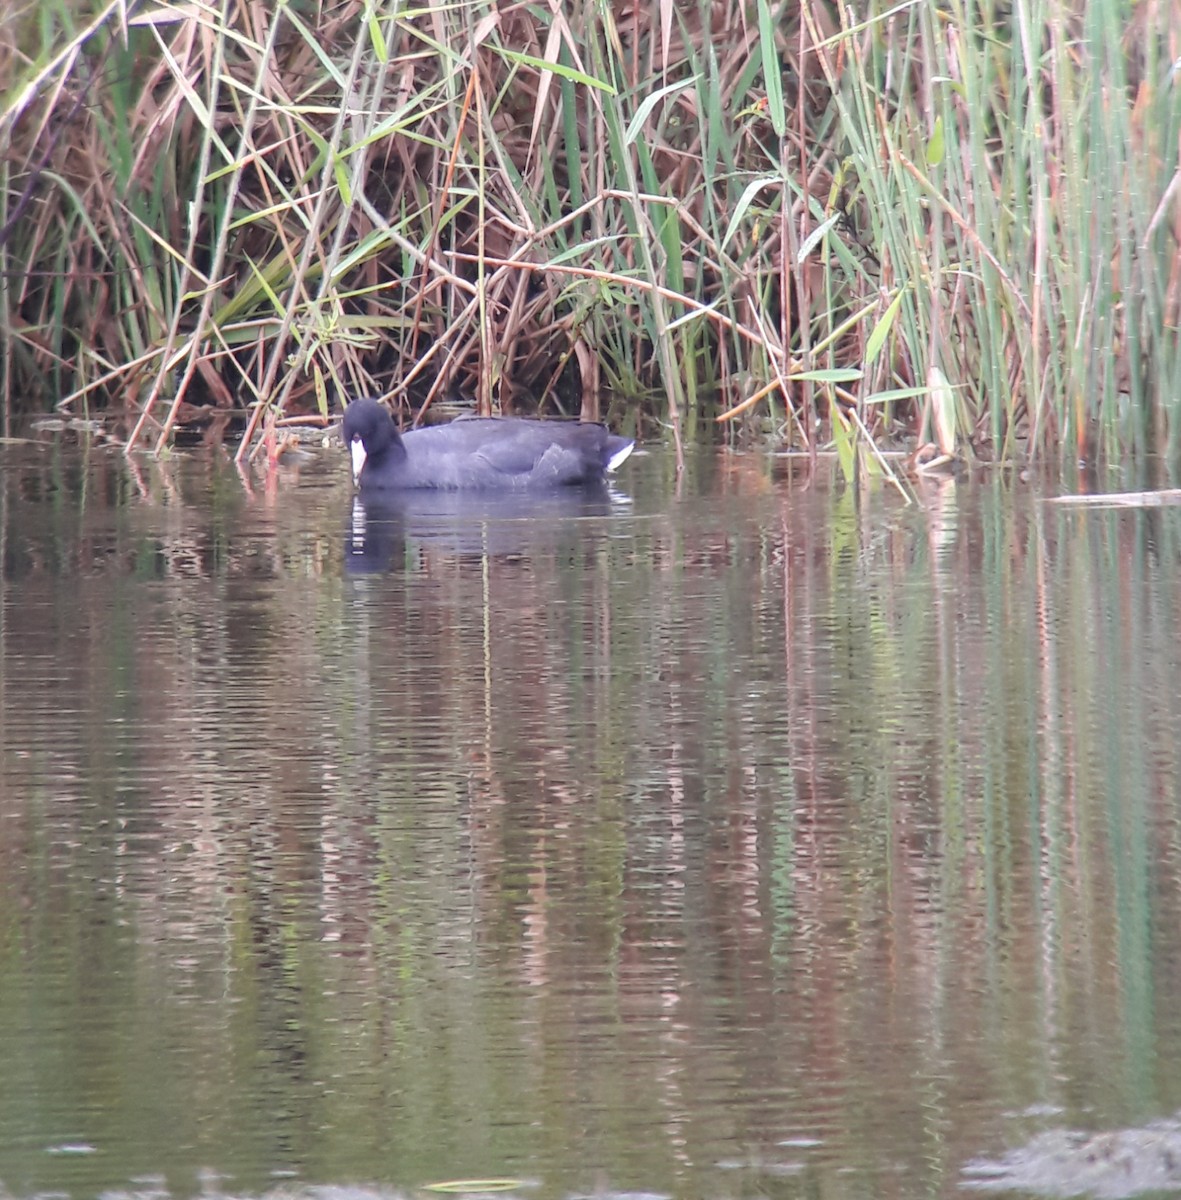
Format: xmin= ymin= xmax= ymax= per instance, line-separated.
xmin=0 ymin=0 xmax=1177 ymax=463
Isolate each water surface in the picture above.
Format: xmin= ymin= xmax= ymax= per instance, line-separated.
xmin=3 ymin=434 xmax=1181 ymax=1200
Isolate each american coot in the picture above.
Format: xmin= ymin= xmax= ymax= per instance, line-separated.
xmin=342 ymin=398 xmax=634 ymax=490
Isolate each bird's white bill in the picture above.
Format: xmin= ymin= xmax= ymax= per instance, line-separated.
xmin=350 ymin=437 xmax=367 ymax=482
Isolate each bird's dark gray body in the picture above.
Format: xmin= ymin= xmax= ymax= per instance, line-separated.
xmin=342 ymin=399 xmax=634 ymax=491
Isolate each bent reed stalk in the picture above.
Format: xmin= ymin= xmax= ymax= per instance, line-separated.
xmin=0 ymin=0 xmax=1177 ymax=464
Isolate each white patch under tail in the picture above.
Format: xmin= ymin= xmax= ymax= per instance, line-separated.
xmin=606 ymin=441 xmax=635 ymax=473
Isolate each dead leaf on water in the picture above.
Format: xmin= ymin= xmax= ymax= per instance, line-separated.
xmin=423 ymin=1182 xmax=524 ymax=1194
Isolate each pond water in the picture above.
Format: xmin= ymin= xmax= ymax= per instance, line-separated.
xmin=3 ymin=432 xmax=1181 ymax=1200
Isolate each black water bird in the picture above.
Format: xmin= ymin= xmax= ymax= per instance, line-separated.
xmin=341 ymin=397 xmax=634 ymax=490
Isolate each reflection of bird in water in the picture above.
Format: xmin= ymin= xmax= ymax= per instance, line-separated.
xmin=344 ymin=486 xmax=630 ymax=576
